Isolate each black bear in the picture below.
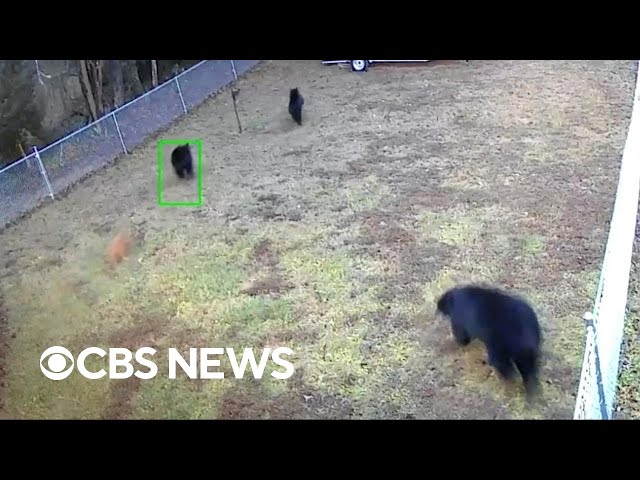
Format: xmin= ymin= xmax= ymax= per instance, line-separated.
xmin=288 ymin=87 xmax=304 ymax=125
xmin=435 ymin=284 xmax=543 ymax=402
xmin=171 ymin=144 xmax=194 ymax=179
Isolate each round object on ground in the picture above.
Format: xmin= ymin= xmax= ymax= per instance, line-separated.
xmin=351 ymin=60 xmax=369 ymax=72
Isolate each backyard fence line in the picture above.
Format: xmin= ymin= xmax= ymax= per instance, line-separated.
xmin=573 ymin=59 xmax=640 ymax=419
xmin=0 ymin=60 xmax=261 ymax=229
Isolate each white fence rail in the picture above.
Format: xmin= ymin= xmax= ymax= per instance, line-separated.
xmin=0 ymin=60 xmax=260 ymax=229
xmin=573 ymin=60 xmax=640 ymax=419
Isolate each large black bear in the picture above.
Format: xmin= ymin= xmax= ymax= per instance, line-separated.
xmin=436 ymin=284 xmax=543 ymax=402
xmin=288 ymin=87 xmax=304 ymax=125
xmin=171 ymin=144 xmax=194 ymax=179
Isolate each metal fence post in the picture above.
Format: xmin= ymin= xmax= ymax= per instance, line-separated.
xmin=175 ymin=78 xmax=188 ymax=114
xmin=230 ymin=60 xmax=238 ymax=80
xmin=33 ymin=146 xmax=55 ymax=200
xmin=111 ymin=113 xmax=128 ymax=154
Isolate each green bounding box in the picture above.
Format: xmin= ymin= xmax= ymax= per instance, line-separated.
xmin=157 ymin=139 xmax=203 ymax=207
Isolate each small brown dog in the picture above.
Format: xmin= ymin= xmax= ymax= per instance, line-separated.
xmin=105 ymin=231 xmax=132 ymax=268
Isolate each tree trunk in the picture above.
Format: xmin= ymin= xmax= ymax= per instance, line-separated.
xmin=151 ymin=60 xmax=158 ymax=88
xmin=17 ymin=128 xmax=39 ymax=171
xmin=122 ymin=60 xmax=144 ymax=98
xmin=92 ymin=60 xmax=104 ymax=118
xmin=78 ymin=60 xmax=98 ymax=122
xmin=96 ymin=60 xmax=104 ymax=117
xmin=105 ymin=60 xmax=125 ymax=109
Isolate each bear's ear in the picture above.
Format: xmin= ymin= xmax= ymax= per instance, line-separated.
xmin=435 ymin=293 xmax=446 ymax=313
xmin=436 ymin=288 xmax=454 ymax=315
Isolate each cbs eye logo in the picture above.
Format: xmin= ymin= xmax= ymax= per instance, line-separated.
xmin=40 ymin=346 xmax=75 ymax=380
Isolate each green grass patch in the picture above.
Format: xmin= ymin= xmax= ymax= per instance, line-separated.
xmin=416 ymin=209 xmax=485 ymax=247
xmin=133 ymin=372 xmax=224 ymax=419
xmin=616 ymin=263 xmax=640 ymax=418
xmin=522 ymin=235 xmax=546 ymax=256
xmin=278 ymin=238 xmax=422 ymax=406
xmin=342 ymin=175 xmax=391 ymax=213
xmin=0 ymin=223 xmax=277 ymax=419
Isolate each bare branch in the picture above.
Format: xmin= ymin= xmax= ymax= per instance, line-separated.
xmin=34 ymin=60 xmax=52 ymax=85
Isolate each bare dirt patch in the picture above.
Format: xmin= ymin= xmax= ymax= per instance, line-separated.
xmin=241 ymin=237 xmax=293 ymax=297
xmin=100 ymin=321 xmax=215 ymax=419
xmin=0 ymin=60 xmax=636 ymax=419
xmin=360 ymin=211 xmax=416 ymax=246
xmin=252 ymin=238 xmax=280 ymax=268
xmin=241 ymin=274 xmax=291 ymax=297
xmin=218 ymin=373 xmax=353 ymax=419
xmin=101 ymin=323 xmax=163 ymax=419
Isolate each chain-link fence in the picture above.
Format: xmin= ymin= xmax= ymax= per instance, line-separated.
xmin=0 ymin=60 xmax=260 ymax=229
